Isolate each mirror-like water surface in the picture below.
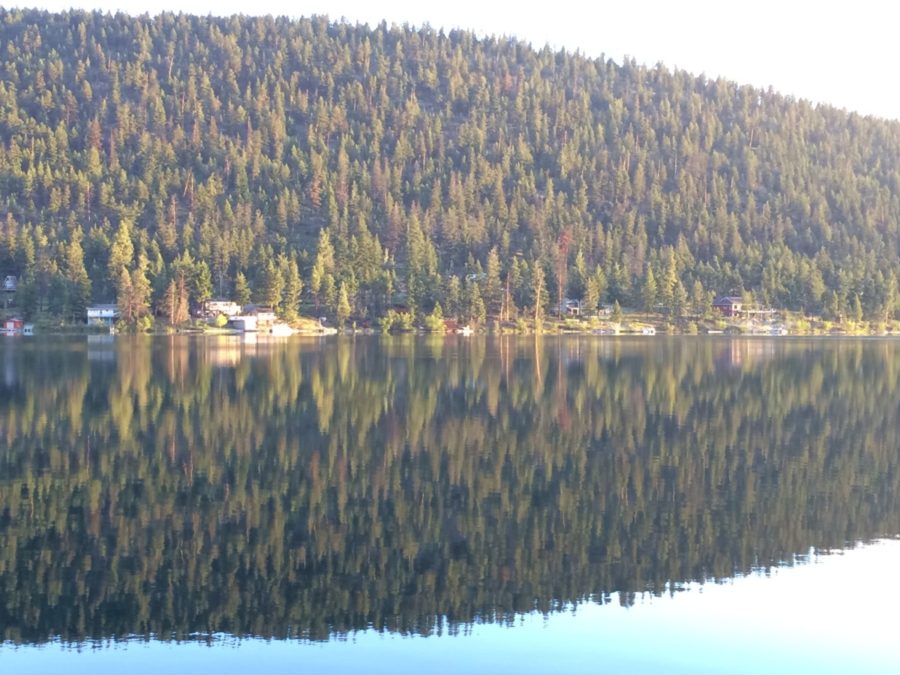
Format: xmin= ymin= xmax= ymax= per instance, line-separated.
xmin=1 ymin=336 xmax=898 ymax=671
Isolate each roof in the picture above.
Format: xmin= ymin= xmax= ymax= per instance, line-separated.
xmin=713 ymin=296 xmax=743 ymax=305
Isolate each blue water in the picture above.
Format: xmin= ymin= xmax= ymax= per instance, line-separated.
xmin=4 ymin=540 xmax=898 ymax=674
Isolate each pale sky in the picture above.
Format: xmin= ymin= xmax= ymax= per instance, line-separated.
xmin=22 ymin=0 xmax=900 ymax=121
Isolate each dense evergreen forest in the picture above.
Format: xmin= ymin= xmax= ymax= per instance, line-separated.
xmin=1 ymin=337 xmax=899 ymax=642
xmin=1 ymin=9 xmax=900 ymax=326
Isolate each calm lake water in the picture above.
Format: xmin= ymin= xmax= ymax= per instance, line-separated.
xmin=1 ymin=335 xmax=899 ymax=673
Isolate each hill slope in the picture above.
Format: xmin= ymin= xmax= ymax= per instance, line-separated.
xmin=1 ymin=9 xmax=899 ymax=323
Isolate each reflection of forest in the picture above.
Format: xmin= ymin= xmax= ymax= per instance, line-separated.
xmin=1 ymin=336 xmax=899 ymax=644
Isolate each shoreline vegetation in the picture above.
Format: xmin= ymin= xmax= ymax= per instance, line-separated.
xmin=9 ymin=308 xmax=899 ymax=337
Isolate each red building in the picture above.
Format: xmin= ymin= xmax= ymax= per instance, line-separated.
xmin=713 ymin=296 xmax=743 ymax=317
xmin=3 ymin=317 xmax=24 ymax=335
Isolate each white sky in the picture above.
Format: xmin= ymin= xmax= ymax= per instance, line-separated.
xmin=22 ymin=0 xmax=900 ymax=121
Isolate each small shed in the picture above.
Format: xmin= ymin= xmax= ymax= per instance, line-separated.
xmin=3 ymin=275 xmax=16 ymax=292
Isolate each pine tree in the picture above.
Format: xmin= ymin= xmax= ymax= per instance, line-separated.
xmin=691 ymin=279 xmax=709 ymax=317
xmin=463 ymin=278 xmax=486 ymax=326
xmin=659 ymin=249 xmax=678 ymax=310
xmin=192 ymin=260 xmax=213 ymax=310
xmin=588 ymin=266 xmax=607 ymax=312
xmin=160 ymin=277 xmax=189 ymax=325
xmin=483 ymin=247 xmax=503 ymax=318
xmin=444 ymin=275 xmax=462 ymax=319
xmin=310 ymin=228 xmax=335 ymax=309
xmin=672 ymin=281 xmax=688 ymax=319
xmin=234 ymin=271 xmax=251 ymax=307
xmin=882 ymin=272 xmax=897 ymax=322
xmin=260 ymin=259 xmax=283 ymax=308
xmin=533 ymin=263 xmax=545 ymax=332
xmin=108 ymin=219 xmax=134 ymax=283
xmin=641 ymin=266 xmax=658 ymax=312
xmin=281 ymin=257 xmax=303 ymax=321
xmin=336 ymin=282 xmax=351 ymax=327
xmin=63 ymin=231 xmax=92 ymax=322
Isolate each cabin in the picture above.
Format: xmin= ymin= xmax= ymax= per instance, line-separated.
xmin=3 ymin=275 xmax=16 ymax=292
xmin=713 ymin=296 xmax=778 ymax=320
xmin=3 ymin=317 xmax=24 ymax=335
xmin=558 ymin=299 xmax=583 ymax=317
xmin=713 ymin=296 xmax=743 ymax=317
xmin=87 ymin=304 xmax=120 ymax=326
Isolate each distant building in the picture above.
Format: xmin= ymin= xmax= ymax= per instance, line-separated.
xmin=204 ymin=299 xmax=242 ymax=317
xmin=713 ymin=296 xmax=744 ymax=317
xmin=87 ymin=304 xmax=120 ymax=326
xmin=3 ymin=275 xmax=16 ymax=292
xmin=3 ymin=317 xmax=24 ymax=335
xmin=558 ymin=299 xmax=583 ymax=317
xmin=229 ymin=315 xmax=258 ymax=333
xmin=713 ymin=296 xmax=777 ymax=319
xmin=242 ymin=304 xmax=276 ymax=326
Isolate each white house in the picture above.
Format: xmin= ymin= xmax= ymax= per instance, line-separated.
xmin=205 ymin=299 xmax=242 ymax=317
xmin=87 ymin=304 xmax=120 ymax=326
xmin=242 ymin=305 xmax=276 ymax=326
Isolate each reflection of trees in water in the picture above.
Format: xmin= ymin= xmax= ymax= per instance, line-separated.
xmin=0 ymin=337 xmax=898 ymax=643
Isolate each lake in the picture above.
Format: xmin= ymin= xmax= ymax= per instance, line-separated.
xmin=1 ymin=335 xmax=898 ymax=673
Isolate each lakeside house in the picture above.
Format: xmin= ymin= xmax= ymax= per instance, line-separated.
xmin=204 ymin=299 xmax=242 ymax=318
xmin=3 ymin=317 xmax=23 ymax=335
xmin=713 ymin=296 xmax=777 ymax=319
xmin=3 ymin=275 xmax=16 ymax=292
xmin=227 ymin=305 xmax=277 ymax=333
xmin=558 ymin=299 xmax=583 ymax=317
xmin=713 ymin=296 xmax=743 ymax=317
xmin=229 ymin=315 xmax=258 ymax=332
xmin=242 ymin=305 xmax=276 ymax=326
xmin=87 ymin=304 xmax=120 ymax=326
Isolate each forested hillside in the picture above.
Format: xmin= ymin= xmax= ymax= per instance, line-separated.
xmin=1 ymin=9 xmax=899 ymax=325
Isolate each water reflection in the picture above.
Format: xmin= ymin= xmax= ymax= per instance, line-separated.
xmin=0 ymin=336 xmax=899 ymax=644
